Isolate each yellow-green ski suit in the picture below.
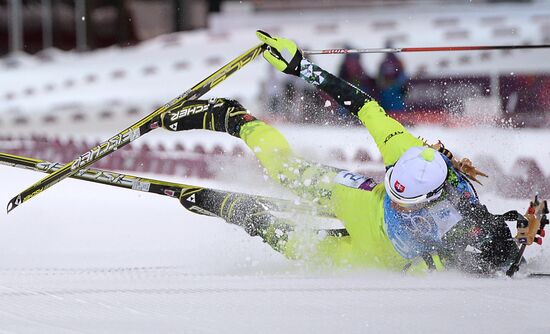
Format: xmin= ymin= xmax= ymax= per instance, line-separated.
xmin=240 ymin=100 xmax=427 ymax=271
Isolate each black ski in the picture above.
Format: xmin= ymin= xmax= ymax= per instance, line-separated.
xmin=0 ymin=152 xmax=342 ymax=236
xmin=527 ymin=273 xmax=550 ymax=278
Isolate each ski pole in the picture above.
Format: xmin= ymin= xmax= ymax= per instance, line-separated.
xmin=302 ymin=44 xmax=550 ymax=55
xmin=506 ymin=244 xmax=527 ymax=277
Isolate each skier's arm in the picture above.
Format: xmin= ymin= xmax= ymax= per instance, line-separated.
xmin=257 ymin=31 xmax=423 ymax=166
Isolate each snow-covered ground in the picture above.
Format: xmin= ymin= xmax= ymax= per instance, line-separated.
xmin=1 ymin=267 xmax=549 ymax=334
xmin=1 ymin=155 xmax=550 ymax=333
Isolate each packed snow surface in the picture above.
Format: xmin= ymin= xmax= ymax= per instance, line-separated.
xmin=1 ymin=161 xmax=549 ymax=333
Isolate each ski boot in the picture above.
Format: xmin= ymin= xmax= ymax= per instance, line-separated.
xmin=161 ymin=98 xmax=256 ymax=137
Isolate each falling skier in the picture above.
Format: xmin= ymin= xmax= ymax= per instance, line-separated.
xmin=160 ymin=31 xmax=545 ymax=275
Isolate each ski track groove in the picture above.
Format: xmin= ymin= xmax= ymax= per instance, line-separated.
xmin=1 ymin=267 xmax=549 ymax=333
xmin=0 ymin=293 xmax=88 ymax=334
xmin=0 ymin=286 xmax=502 ymax=298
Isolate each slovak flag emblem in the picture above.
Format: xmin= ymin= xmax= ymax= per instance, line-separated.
xmin=394 ymin=180 xmax=405 ymax=193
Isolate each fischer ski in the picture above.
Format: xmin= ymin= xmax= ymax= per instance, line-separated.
xmin=0 ymin=152 xmax=200 ymax=203
xmin=0 ymin=152 xmax=342 ymax=237
xmin=6 ymin=43 xmax=266 ymax=214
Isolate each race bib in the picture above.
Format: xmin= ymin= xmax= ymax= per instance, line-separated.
xmin=334 ymin=171 xmax=376 ymax=190
xmin=426 ymin=200 xmax=463 ymax=238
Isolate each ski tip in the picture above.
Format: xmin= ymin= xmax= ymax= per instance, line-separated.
xmin=6 ymin=195 xmax=21 ymax=214
xmin=6 ymin=202 xmax=14 ymax=214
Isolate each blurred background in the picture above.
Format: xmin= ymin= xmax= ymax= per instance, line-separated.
xmin=1 ymin=0 xmax=549 ymax=200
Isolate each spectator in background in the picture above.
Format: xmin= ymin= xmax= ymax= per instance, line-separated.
xmin=260 ymin=66 xmax=285 ymax=120
xmin=262 ymin=50 xmax=326 ymax=124
xmin=338 ymin=47 xmax=379 ymax=99
xmin=377 ymin=42 xmax=408 ymax=112
xmin=334 ymin=46 xmax=379 ymax=124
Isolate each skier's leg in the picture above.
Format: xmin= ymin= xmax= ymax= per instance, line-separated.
xmin=161 ymin=98 xmax=255 ymax=137
xmin=162 ymin=99 xmax=351 ymax=261
xmin=239 ymin=120 xmax=339 ymax=206
xmin=161 ymin=98 xmax=340 ymax=206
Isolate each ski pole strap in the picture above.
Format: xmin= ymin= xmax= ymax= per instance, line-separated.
xmin=298 ymin=58 xmax=373 ymax=115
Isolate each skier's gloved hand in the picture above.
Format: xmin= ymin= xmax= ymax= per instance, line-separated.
xmin=257 ymin=30 xmax=373 ymax=116
xmin=256 ymin=30 xmax=302 ymax=76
